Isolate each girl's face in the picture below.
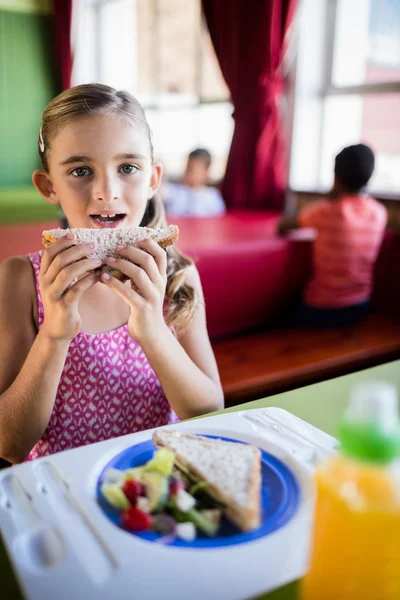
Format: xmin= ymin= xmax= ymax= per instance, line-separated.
xmin=33 ymin=115 xmax=162 ymax=229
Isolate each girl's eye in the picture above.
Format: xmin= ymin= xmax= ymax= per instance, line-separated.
xmin=119 ymin=164 xmax=138 ymax=175
xmin=71 ymin=167 xmax=91 ymax=177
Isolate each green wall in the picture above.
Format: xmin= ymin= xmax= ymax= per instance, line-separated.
xmin=0 ymin=7 xmax=56 ymax=186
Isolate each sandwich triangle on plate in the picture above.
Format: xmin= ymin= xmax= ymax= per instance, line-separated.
xmin=152 ymin=429 xmax=262 ymax=531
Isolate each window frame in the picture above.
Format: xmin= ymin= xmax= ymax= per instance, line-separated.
xmin=88 ymin=0 xmax=230 ymax=112
xmin=288 ymin=0 xmax=400 ymax=198
xmin=324 ymin=0 xmax=400 ymax=97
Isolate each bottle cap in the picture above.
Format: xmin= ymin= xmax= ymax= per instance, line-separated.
xmin=338 ymin=381 xmax=400 ymax=463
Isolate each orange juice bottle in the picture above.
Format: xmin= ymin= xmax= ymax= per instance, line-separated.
xmin=301 ymin=382 xmax=400 ymax=600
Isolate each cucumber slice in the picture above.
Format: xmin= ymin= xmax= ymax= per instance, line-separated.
xmin=141 ymin=472 xmax=169 ymax=513
xmin=143 ymin=448 xmax=175 ymax=477
xmin=101 ymin=483 xmax=130 ymax=510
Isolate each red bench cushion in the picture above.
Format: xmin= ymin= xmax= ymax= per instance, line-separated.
xmin=175 ymin=212 xmax=310 ymax=339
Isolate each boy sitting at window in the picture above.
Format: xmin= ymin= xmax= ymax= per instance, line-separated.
xmin=279 ymin=144 xmax=387 ymax=327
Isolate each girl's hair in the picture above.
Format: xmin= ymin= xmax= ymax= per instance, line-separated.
xmin=38 ymin=83 xmax=198 ymax=334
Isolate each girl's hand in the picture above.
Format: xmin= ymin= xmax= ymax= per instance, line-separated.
xmin=39 ymin=234 xmax=101 ymax=341
xmin=102 ymin=239 xmax=168 ymax=344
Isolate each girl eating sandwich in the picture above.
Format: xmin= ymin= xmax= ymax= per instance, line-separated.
xmin=0 ymin=83 xmax=223 ymax=464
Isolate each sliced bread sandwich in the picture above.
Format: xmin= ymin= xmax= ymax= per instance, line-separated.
xmin=152 ymin=429 xmax=262 ymax=532
xmin=42 ymin=225 xmax=179 ymax=280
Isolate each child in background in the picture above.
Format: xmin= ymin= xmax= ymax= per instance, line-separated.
xmin=279 ymin=144 xmax=387 ymax=327
xmin=163 ymin=148 xmax=226 ymax=217
xmin=0 ymin=84 xmax=223 ymax=464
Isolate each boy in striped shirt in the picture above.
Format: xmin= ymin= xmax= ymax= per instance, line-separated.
xmin=279 ymin=144 xmax=387 ymax=327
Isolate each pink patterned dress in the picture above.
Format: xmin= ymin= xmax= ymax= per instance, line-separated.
xmin=27 ymin=251 xmax=178 ymax=461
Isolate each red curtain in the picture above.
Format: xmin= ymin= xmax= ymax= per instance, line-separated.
xmin=53 ymin=0 xmax=73 ymax=91
xmin=202 ymin=0 xmax=298 ymax=210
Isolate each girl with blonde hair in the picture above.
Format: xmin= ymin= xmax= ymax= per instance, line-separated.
xmin=0 ymin=83 xmax=223 ymax=463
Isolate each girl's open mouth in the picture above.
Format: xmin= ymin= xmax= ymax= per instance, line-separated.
xmin=90 ymin=213 xmax=126 ymax=228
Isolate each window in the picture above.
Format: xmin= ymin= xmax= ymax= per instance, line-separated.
xmin=290 ymin=0 xmax=400 ymax=194
xmin=72 ymin=0 xmax=233 ymax=180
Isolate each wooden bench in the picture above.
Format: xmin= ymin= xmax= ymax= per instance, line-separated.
xmin=213 ymin=314 xmax=400 ymax=407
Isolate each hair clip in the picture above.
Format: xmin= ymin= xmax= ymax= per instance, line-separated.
xmin=39 ymin=124 xmax=45 ymax=153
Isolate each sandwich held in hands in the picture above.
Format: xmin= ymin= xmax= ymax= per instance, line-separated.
xmin=42 ymin=225 xmax=179 ymax=281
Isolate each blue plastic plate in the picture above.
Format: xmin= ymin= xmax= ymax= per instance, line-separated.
xmin=96 ymin=435 xmax=300 ymax=548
